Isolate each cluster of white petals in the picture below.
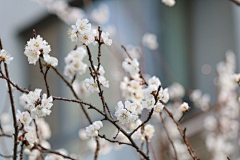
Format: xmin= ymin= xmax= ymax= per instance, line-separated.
xmin=142 ymin=33 xmax=159 ymax=50
xmin=204 ymin=51 xmax=239 ymax=160
xmin=179 ymin=102 xmax=190 ymax=112
xmin=64 ymin=46 xmax=88 ymax=78
xmin=122 ymin=58 xmax=140 ymax=77
xmin=114 ymin=101 xmax=138 ymax=124
xmin=24 ymin=35 xmax=58 ymax=66
xmin=83 ymin=65 xmax=109 ymax=93
xmin=142 ymin=76 xmax=169 ymax=112
xmin=85 ymin=121 xmax=103 ymax=138
xmin=120 ymin=76 xmax=144 ymax=113
xmin=131 ymin=120 xmax=155 ymax=142
xmin=0 ymin=49 xmax=14 ymax=64
xmin=162 ymin=0 xmax=176 ymax=7
xmin=69 ymin=18 xmax=112 ymax=46
xmin=19 ymin=89 xmax=53 ymax=119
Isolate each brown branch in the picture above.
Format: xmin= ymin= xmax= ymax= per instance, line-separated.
xmin=227 ymin=156 xmax=231 ymax=160
xmin=229 ymin=0 xmax=240 ymax=6
xmin=150 ymin=142 xmax=157 ymax=160
xmin=164 ymin=106 xmax=198 ymax=160
xmin=71 ymin=74 xmax=76 ymax=84
xmin=86 ymin=46 xmax=114 ymax=119
xmin=4 ymin=63 xmax=19 ymax=160
xmin=97 ymin=25 xmax=103 ymax=72
xmin=146 ymin=137 xmax=150 ymax=156
xmin=160 ymin=112 xmax=178 ymax=160
xmin=20 ymin=141 xmax=25 ymax=160
xmin=39 ymin=58 xmax=50 ymax=97
xmin=130 ymin=85 xmax=161 ymax=136
xmin=0 ymin=134 xmax=12 ymax=138
xmin=94 ymin=137 xmax=100 ymax=160
xmin=37 ymin=144 xmax=76 ymax=160
xmin=98 ymin=134 xmax=132 ymax=146
xmin=0 ymin=153 xmax=13 ymax=158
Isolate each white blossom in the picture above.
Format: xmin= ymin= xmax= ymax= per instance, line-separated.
xmin=1 ymin=113 xmax=10 ymax=123
xmin=43 ymin=54 xmax=58 ymax=67
xmin=0 ymin=49 xmax=14 ymax=64
xmin=142 ymin=33 xmax=159 ymax=50
xmin=91 ymin=4 xmax=109 ymax=24
xmin=142 ymin=95 xmax=155 ymax=109
xmin=179 ymin=102 xmax=190 ymax=112
xmin=24 ymin=35 xmax=51 ymax=65
xmin=64 ymin=47 xmax=88 ymax=78
xmin=144 ymin=124 xmax=155 ymax=140
xmin=86 ymin=121 xmax=103 ymax=138
xmin=162 ymin=0 xmax=176 ymax=7
xmin=154 ymin=102 xmax=164 ymax=112
xmin=122 ymin=58 xmax=140 ymax=77
xmin=24 ymin=126 xmax=38 ymax=148
xmin=148 ymin=76 xmax=161 ymax=87
xmin=31 ymin=94 xmax=53 ymax=118
xmin=115 ymin=101 xmax=138 ymax=124
xmin=16 ymin=110 xmax=32 ymax=128
xmin=73 ymin=80 xmax=90 ymax=99
xmin=101 ymin=32 xmax=112 ymax=46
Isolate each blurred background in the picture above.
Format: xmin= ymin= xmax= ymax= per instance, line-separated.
xmin=1 ymin=0 xmax=240 ymax=159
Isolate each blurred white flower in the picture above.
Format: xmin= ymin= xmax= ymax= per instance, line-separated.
xmin=43 ymin=54 xmax=58 ymax=67
xmin=0 ymin=49 xmax=14 ymax=64
xmin=142 ymin=33 xmax=159 ymax=50
xmin=91 ymin=4 xmax=109 ymax=24
xmin=162 ymin=0 xmax=176 ymax=7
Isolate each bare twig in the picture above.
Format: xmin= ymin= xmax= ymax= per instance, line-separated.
xmin=86 ymin=45 xmax=114 ymax=119
xmin=20 ymin=141 xmax=25 ymax=160
xmin=164 ymin=106 xmax=198 ymax=160
xmin=160 ymin=112 xmax=178 ymax=160
xmin=229 ymin=0 xmax=240 ymax=6
xmin=38 ymin=58 xmax=50 ymax=97
xmin=4 ymin=63 xmax=19 ymax=160
xmin=37 ymin=144 xmax=76 ymax=160
xmin=94 ymin=137 xmax=100 ymax=160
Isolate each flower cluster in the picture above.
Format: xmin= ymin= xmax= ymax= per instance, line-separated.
xmin=204 ymin=51 xmax=239 ymax=160
xmin=83 ymin=65 xmax=109 ymax=93
xmin=85 ymin=121 xmax=103 ymax=138
xmin=120 ymin=76 xmax=144 ymax=114
xmin=24 ymin=35 xmax=58 ymax=66
xmin=114 ymin=101 xmax=138 ymax=124
xmin=122 ymin=58 xmax=140 ymax=77
xmin=19 ymin=89 xmax=53 ymax=119
xmin=64 ymin=46 xmax=88 ymax=78
xmin=142 ymin=76 xmax=169 ymax=112
xmin=68 ymin=18 xmax=112 ymax=46
xmin=0 ymin=49 xmax=14 ymax=64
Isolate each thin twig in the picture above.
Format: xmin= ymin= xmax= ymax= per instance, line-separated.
xmin=39 ymin=58 xmax=50 ymax=97
xmin=4 ymin=63 xmax=19 ymax=160
xmin=160 ymin=112 xmax=178 ymax=160
xmin=37 ymin=144 xmax=76 ymax=160
xmin=164 ymin=106 xmax=198 ymax=160
xmin=229 ymin=0 xmax=240 ymax=6
xmin=94 ymin=137 xmax=100 ymax=160
xmin=20 ymin=141 xmax=25 ymax=160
